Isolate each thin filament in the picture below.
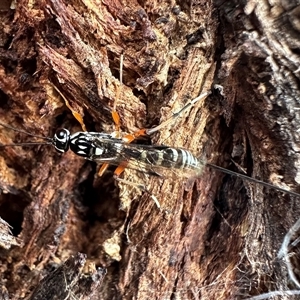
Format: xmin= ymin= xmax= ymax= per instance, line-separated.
xmin=207 ymin=162 xmax=300 ymax=198
xmin=0 ymin=121 xmax=51 ymax=141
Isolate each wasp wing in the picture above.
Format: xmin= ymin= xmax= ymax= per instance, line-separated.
xmin=90 ymin=136 xmax=204 ymax=179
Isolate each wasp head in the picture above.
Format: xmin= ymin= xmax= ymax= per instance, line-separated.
xmin=53 ymin=129 xmax=71 ymax=152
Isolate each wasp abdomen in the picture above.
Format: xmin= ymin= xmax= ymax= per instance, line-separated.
xmin=139 ymin=146 xmax=206 ymax=176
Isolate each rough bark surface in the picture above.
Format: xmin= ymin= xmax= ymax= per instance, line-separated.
xmin=0 ymin=0 xmax=300 ymax=299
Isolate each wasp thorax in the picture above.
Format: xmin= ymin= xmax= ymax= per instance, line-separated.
xmin=53 ymin=129 xmax=71 ymax=152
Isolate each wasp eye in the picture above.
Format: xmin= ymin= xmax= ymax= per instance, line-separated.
xmin=53 ymin=128 xmax=70 ymax=152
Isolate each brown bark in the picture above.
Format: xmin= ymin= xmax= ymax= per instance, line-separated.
xmin=30 ymin=253 xmax=106 ymax=300
xmin=1 ymin=0 xmax=300 ymax=299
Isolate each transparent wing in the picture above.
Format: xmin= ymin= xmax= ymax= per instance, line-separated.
xmin=91 ymin=138 xmax=205 ymax=179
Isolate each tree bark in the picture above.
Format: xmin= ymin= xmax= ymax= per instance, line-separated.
xmin=1 ymin=0 xmax=300 ymax=299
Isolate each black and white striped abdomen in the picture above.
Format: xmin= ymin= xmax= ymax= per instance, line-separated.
xmin=140 ymin=146 xmax=206 ymax=176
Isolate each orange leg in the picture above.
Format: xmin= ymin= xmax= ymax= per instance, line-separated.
xmin=113 ymin=164 xmax=128 ymax=177
xmin=98 ymin=163 xmax=109 ymax=177
xmin=121 ymin=91 xmax=210 ymax=142
xmin=111 ymin=54 xmax=123 ymax=134
xmin=111 ymin=110 xmax=121 ymax=133
xmin=122 ymin=129 xmax=147 ymax=143
xmin=68 ymin=109 xmax=86 ymax=132
xmin=98 ymin=163 xmax=128 ymax=177
xmin=53 ymin=85 xmax=87 ymax=132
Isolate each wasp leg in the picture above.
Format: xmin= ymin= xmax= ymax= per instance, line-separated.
xmin=53 ymin=85 xmax=87 ymax=132
xmin=98 ymin=163 xmax=109 ymax=176
xmin=66 ymin=105 xmax=86 ymax=132
xmin=111 ymin=111 xmax=121 ymax=133
xmin=122 ymin=129 xmax=147 ymax=143
xmin=145 ymin=91 xmax=210 ymax=135
xmin=111 ymin=54 xmax=124 ymax=134
xmin=120 ymin=91 xmax=211 ymax=144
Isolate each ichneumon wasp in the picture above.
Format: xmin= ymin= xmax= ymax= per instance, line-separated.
xmin=1 ymin=91 xmax=300 ymax=204
xmin=1 ymin=56 xmax=300 ymax=207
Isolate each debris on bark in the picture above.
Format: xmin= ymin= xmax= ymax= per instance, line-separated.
xmin=30 ymin=253 xmax=106 ymax=300
xmin=1 ymin=0 xmax=300 ymax=299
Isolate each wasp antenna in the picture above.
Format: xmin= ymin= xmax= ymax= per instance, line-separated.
xmin=206 ymin=162 xmax=300 ymax=198
xmin=0 ymin=122 xmax=52 ymax=141
xmin=0 ymin=141 xmax=53 ymax=148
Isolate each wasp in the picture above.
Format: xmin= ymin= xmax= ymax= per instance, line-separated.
xmin=0 ymin=92 xmax=209 ymax=192
xmin=1 ymin=52 xmax=300 ymax=204
xmin=0 ymin=88 xmax=300 ymax=202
